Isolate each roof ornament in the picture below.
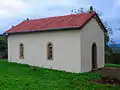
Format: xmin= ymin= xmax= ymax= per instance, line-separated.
xmin=88 ymin=6 xmax=94 ymax=13
xmin=26 ymin=18 xmax=29 ymax=20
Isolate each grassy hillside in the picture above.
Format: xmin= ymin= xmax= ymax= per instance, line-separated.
xmin=0 ymin=59 xmax=120 ymax=90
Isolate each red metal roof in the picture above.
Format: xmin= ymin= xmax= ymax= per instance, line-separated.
xmin=6 ymin=12 xmax=97 ymax=34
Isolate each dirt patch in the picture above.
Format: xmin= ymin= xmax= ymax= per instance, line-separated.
xmin=97 ymin=67 xmax=120 ymax=80
xmin=90 ymin=67 xmax=120 ymax=85
xmin=90 ymin=76 xmax=120 ymax=85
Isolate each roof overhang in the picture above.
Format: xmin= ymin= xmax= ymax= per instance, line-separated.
xmin=93 ymin=14 xmax=107 ymax=32
xmin=4 ymin=26 xmax=81 ymax=35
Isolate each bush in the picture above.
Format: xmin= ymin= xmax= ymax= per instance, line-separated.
xmin=105 ymin=64 xmax=120 ymax=68
xmin=105 ymin=53 xmax=120 ymax=64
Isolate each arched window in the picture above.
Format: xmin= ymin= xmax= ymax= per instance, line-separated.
xmin=47 ymin=42 xmax=53 ymax=60
xmin=19 ymin=43 xmax=24 ymax=59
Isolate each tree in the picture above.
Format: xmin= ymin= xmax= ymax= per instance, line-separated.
xmin=102 ymin=20 xmax=113 ymax=54
xmin=0 ymin=34 xmax=7 ymax=58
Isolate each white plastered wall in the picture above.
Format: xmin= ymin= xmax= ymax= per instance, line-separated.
xmin=8 ymin=30 xmax=81 ymax=73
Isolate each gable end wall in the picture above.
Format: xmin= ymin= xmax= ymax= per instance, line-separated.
xmin=80 ymin=18 xmax=105 ymax=72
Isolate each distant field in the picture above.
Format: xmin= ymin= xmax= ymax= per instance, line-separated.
xmin=0 ymin=59 xmax=120 ymax=90
xmin=109 ymin=44 xmax=120 ymax=53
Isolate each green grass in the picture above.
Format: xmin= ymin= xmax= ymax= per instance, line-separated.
xmin=105 ymin=63 xmax=120 ymax=68
xmin=0 ymin=59 xmax=120 ymax=90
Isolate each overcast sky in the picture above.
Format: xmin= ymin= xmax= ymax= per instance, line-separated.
xmin=0 ymin=0 xmax=120 ymax=43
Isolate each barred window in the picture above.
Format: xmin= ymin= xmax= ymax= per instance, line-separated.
xmin=47 ymin=42 xmax=53 ymax=60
